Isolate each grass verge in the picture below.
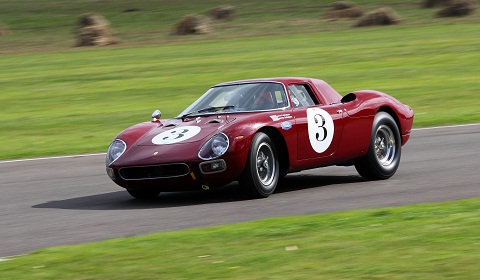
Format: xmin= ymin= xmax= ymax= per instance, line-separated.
xmin=1 ymin=198 xmax=479 ymax=279
xmin=1 ymin=1 xmax=480 ymax=160
xmin=1 ymin=21 xmax=479 ymax=160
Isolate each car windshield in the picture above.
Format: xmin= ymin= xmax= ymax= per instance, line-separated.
xmin=177 ymin=82 xmax=289 ymax=118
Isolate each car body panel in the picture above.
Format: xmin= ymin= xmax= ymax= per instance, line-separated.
xmin=292 ymin=104 xmax=344 ymax=160
xmin=106 ymin=77 xmax=414 ymax=192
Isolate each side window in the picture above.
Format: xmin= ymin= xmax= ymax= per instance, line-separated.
xmin=288 ymin=84 xmax=318 ymax=108
xmin=273 ymin=89 xmax=288 ymax=108
xmin=264 ymin=83 xmax=289 ymax=109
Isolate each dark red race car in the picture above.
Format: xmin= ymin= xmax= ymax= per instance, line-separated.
xmin=106 ymin=77 xmax=413 ymax=199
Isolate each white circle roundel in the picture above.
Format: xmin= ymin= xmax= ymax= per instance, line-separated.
xmin=306 ymin=108 xmax=334 ymax=153
xmin=152 ymin=126 xmax=201 ymax=145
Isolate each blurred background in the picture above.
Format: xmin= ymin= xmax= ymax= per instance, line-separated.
xmin=1 ymin=0 xmax=479 ymax=160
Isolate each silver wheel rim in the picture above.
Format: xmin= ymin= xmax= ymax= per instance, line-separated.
xmin=374 ymin=125 xmax=396 ymax=166
xmin=256 ymin=142 xmax=275 ymax=187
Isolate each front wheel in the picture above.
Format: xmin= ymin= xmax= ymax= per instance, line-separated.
xmin=355 ymin=112 xmax=401 ymax=180
xmin=239 ymin=132 xmax=279 ymax=198
xmin=127 ymin=189 xmax=161 ymax=200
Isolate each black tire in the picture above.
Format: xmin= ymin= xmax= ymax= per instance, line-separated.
xmin=239 ymin=132 xmax=279 ymax=198
xmin=355 ymin=112 xmax=401 ymax=180
xmin=127 ymin=189 xmax=161 ymax=200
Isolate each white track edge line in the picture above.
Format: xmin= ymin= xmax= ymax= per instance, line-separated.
xmin=1 ymin=123 xmax=479 ymax=164
xmin=0 ymin=153 xmax=106 ymax=164
xmin=412 ymin=123 xmax=480 ymax=131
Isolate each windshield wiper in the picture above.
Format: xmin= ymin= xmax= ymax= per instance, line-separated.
xmin=180 ymin=105 xmax=235 ymax=120
xmin=197 ymin=105 xmax=235 ymax=113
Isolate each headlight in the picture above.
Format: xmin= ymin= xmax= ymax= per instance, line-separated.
xmin=198 ymin=133 xmax=229 ymax=160
xmin=106 ymin=139 xmax=126 ymax=165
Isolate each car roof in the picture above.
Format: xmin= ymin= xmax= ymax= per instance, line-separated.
xmin=213 ymin=77 xmax=342 ymax=104
xmin=213 ymin=77 xmax=326 ymax=87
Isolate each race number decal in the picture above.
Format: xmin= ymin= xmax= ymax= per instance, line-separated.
xmin=152 ymin=126 xmax=201 ymax=145
xmin=306 ymin=108 xmax=334 ymax=153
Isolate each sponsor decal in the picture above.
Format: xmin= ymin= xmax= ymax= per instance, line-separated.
xmin=152 ymin=126 xmax=201 ymax=145
xmin=281 ymin=121 xmax=292 ymax=130
xmin=269 ymin=114 xmax=293 ymax=121
xmin=306 ymin=108 xmax=334 ymax=153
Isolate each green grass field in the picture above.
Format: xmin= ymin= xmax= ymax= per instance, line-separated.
xmin=1 ymin=0 xmax=479 ymax=160
xmin=1 ymin=1 xmax=479 ymax=278
xmin=1 ymin=198 xmax=479 ymax=279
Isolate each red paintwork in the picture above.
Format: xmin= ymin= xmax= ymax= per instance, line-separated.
xmin=107 ymin=77 xmax=414 ymax=192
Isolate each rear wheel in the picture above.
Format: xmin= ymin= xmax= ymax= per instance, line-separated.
xmin=239 ymin=132 xmax=279 ymax=198
xmin=127 ymin=189 xmax=161 ymax=200
xmin=355 ymin=112 xmax=401 ymax=180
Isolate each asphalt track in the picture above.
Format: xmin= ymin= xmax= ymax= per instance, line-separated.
xmin=1 ymin=124 xmax=479 ymax=257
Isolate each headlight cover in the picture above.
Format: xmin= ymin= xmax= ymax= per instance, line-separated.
xmin=106 ymin=139 xmax=126 ymax=165
xmin=198 ymin=133 xmax=229 ymax=160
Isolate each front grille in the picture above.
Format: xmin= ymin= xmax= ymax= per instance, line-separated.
xmin=119 ymin=164 xmax=189 ymax=180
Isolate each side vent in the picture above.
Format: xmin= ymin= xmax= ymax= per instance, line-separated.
xmin=207 ymin=119 xmax=223 ymax=124
xmin=341 ymin=93 xmax=357 ymax=103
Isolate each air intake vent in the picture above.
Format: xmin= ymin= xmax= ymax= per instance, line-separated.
xmin=207 ymin=119 xmax=222 ymax=124
xmin=119 ymin=164 xmax=189 ymax=180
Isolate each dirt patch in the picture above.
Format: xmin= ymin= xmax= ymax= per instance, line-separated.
xmin=0 ymin=24 xmax=11 ymax=35
xmin=354 ymin=7 xmax=402 ymax=27
xmin=331 ymin=1 xmax=357 ymax=10
xmin=75 ymin=13 xmax=119 ymax=47
xmin=324 ymin=1 xmax=363 ymax=20
xmin=209 ymin=5 xmax=236 ymax=21
xmin=172 ymin=15 xmax=212 ymax=35
xmin=422 ymin=0 xmax=451 ymax=8
xmin=326 ymin=7 xmax=363 ymax=19
xmin=122 ymin=8 xmax=141 ymax=13
xmin=437 ymin=0 xmax=476 ymax=17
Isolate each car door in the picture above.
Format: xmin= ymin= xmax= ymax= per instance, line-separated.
xmin=289 ymin=84 xmax=344 ymax=160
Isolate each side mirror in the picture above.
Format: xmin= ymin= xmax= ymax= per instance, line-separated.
xmin=152 ymin=109 xmax=162 ymax=122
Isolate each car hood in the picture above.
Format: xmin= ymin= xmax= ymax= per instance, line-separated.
xmin=135 ymin=115 xmax=235 ymax=147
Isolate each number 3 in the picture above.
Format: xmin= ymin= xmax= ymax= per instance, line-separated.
xmin=314 ymin=114 xmax=327 ymax=141
xmin=307 ymin=108 xmax=334 ymax=153
xmin=152 ymin=126 xmax=201 ymax=145
xmin=163 ymin=128 xmax=189 ymax=141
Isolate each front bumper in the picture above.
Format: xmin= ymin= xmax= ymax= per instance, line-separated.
xmin=107 ymin=158 xmax=241 ymax=191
